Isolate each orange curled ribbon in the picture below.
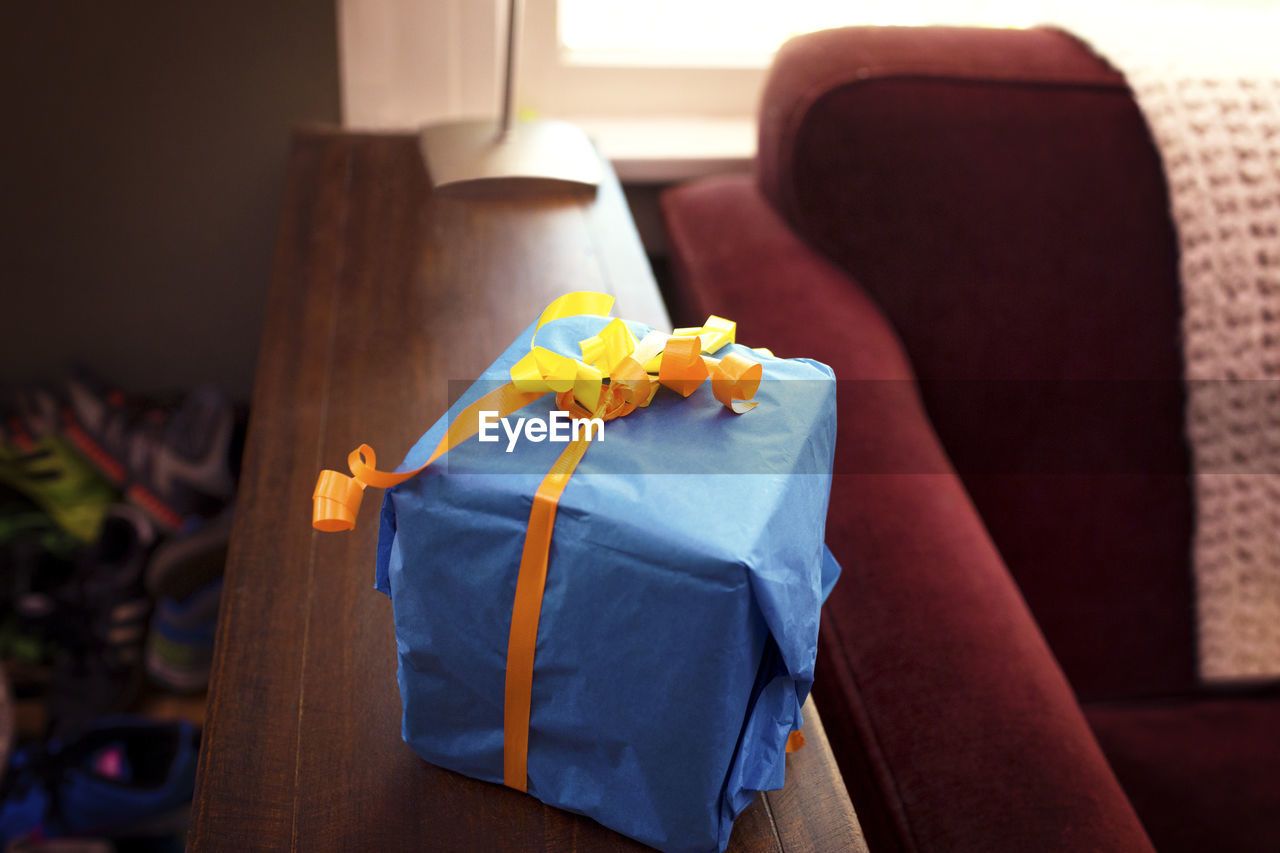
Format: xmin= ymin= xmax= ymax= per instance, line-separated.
xmin=710 ymin=352 xmax=764 ymax=414
xmin=786 ymin=729 xmax=807 ymax=753
xmin=311 ymin=291 xmax=764 ymax=791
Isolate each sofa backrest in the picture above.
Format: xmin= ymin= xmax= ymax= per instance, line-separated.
xmin=757 ymin=26 xmax=1196 ymax=699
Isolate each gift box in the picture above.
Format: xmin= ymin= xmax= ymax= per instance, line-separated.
xmin=313 ymin=293 xmax=838 ymax=853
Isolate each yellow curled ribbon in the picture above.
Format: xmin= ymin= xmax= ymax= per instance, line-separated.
xmin=312 ymin=291 xmax=766 ymax=791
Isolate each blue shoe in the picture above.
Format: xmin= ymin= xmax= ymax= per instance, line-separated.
xmin=145 ymin=505 xmax=232 ymax=693
xmin=0 ymin=716 xmax=198 ymax=845
xmin=146 ymin=577 xmax=222 ymax=694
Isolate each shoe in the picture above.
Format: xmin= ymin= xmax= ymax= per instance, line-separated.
xmin=144 ymin=507 xmax=233 ymax=693
xmin=0 ymin=391 xmax=118 ymax=544
xmin=145 ymin=578 xmax=222 ymax=695
xmin=0 ymin=715 xmax=198 ymax=845
xmin=45 ymin=507 xmax=157 ymax=739
xmin=0 ymin=487 xmax=80 ymax=696
xmin=0 ymin=486 xmax=78 ymax=560
xmin=61 ymin=372 xmax=238 ymax=533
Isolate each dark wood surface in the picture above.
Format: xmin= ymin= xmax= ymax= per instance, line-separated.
xmin=190 ymin=131 xmax=864 ymax=852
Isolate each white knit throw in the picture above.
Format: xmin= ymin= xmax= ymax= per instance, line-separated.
xmin=1062 ymin=13 xmax=1280 ymax=681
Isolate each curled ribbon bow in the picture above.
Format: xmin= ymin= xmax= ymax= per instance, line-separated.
xmin=508 ymin=294 xmax=762 ymax=420
xmin=313 ymin=292 xmax=761 ymax=532
xmin=311 ymin=291 xmax=765 ymax=791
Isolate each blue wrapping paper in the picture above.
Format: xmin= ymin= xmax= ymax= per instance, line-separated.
xmin=374 ymin=313 xmax=838 ymax=853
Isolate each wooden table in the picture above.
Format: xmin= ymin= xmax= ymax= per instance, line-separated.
xmin=190 ymin=130 xmax=864 ymax=852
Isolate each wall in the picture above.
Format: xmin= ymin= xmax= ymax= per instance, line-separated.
xmin=0 ymin=3 xmax=341 ymax=399
xmin=339 ymin=0 xmax=501 ymax=128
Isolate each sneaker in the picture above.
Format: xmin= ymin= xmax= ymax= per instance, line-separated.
xmin=45 ymin=508 xmax=157 ymax=739
xmin=144 ymin=507 xmax=233 ymax=693
xmin=0 ymin=486 xmax=78 ymax=560
xmin=61 ymin=372 xmax=237 ymax=533
xmin=145 ymin=578 xmax=222 ymax=696
xmin=0 ymin=487 xmax=80 ymax=696
xmin=0 ymin=391 xmax=118 ymax=544
xmin=0 ymin=715 xmax=198 ymax=845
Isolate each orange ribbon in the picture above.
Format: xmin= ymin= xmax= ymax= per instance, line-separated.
xmin=786 ymin=729 xmax=806 ymax=753
xmin=312 ymin=383 xmax=544 ymax=532
xmin=312 ymin=292 xmax=768 ymax=791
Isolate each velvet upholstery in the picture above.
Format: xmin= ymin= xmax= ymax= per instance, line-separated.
xmin=1087 ymin=695 xmax=1280 ymax=853
xmin=758 ymin=25 xmax=1195 ymax=701
xmin=661 ymin=24 xmax=1280 ymax=853
xmin=665 ymin=174 xmax=1154 ymax=853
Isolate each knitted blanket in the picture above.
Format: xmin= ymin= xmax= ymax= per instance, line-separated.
xmin=1063 ymin=13 xmax=1280 ymax=681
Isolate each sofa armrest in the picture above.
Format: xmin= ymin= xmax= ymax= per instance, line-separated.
xmin=756 ymin=25 xmax=1125 ymax=236
xmin=662 ymin=176 xmax=1154 ymax=852
xmin=747 ymin=25 xmax=1197 ymax=702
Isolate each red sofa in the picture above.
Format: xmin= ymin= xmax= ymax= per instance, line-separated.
xmin=661 ymin=26 xmax=1280 ymax=853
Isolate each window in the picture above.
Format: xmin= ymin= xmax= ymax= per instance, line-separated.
xmin=340 ymin=0 xmax=1278 ymax=179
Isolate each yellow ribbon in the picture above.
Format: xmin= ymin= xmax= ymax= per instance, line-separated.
xmin=312 ymin=292 xmax=766 ymax=790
